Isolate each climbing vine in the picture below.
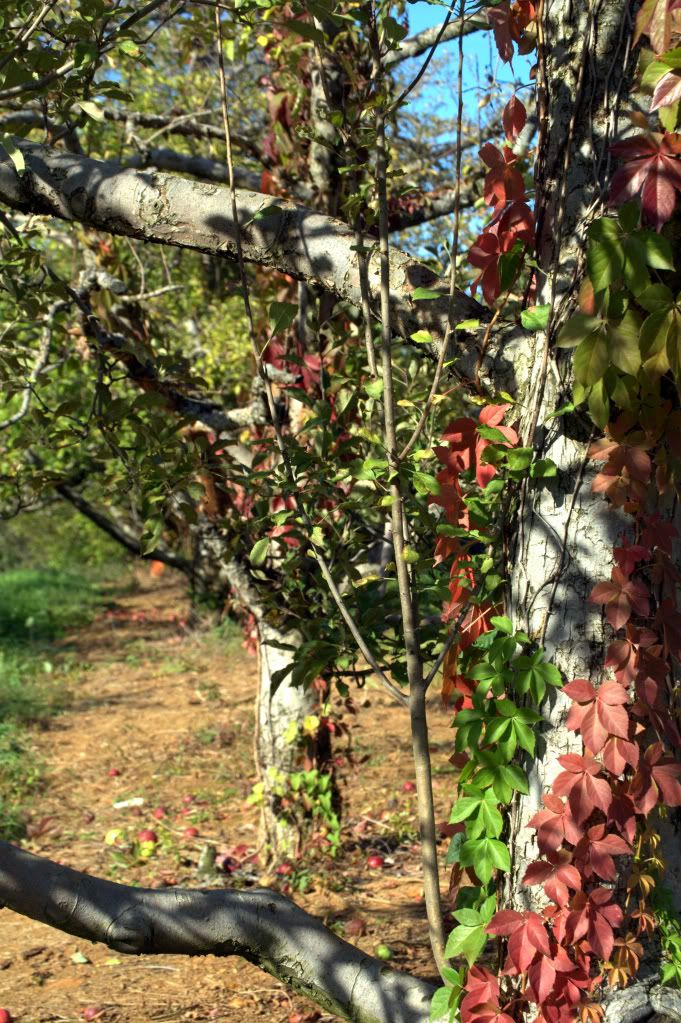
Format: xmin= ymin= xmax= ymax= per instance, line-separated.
xmin=432 ymin=2 xmax=681 ymax=1021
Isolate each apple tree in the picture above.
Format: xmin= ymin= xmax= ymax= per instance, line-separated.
xmin=1 ymin=1 xmax=681 ymax=1022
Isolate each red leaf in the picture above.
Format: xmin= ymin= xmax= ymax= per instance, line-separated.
xmin=565 ymin=679 xmax=630 ymax=754
xmin=589 ymin=568 xmax=650 ymax=631
xmin=523 ymin=850 xmax=582 ymax=907
xmin=552 ymin=754 xmax=613 ymax=824
xmin=610 ymin=132 xmax=681 ymax=231
xmin=528 ymin=792 xmax=584 ymax=852
xmin=602 ymin=735 xmax=640 ymax=776
xmin=567 ymin=889 xmax=623 ymax=962
xmin=487 ymin=2 xmax=514 ymax=62
xmin=503 ymin=96 xmax=527 ymax=142
xmin=573 ymin=824 xmax=631 ymax=881
xmin=651 ymin=70 xmax=681 ymax=111
xmin=635 ymin=0 xmax=681 ymax=53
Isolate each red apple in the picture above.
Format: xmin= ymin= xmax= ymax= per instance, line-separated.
xmin=82 ymin=1007 xmax=104 ymax=1021
xmin=276 ymin=862 xmax=294 ymax=876
xmin=152 ymin=806 xmax=167 ymax=820
xmin=402 ymin=781 xmax=416 ymax=793
xmin=137 ymin=829 xmax=158 ymax=844
xmin=183 ymin=826 xmax=199 ymax=839
xmin=367 ymin=855 xmax=385 ymax=869
xmin=0 ymin=1010 xmax=13 ymax=1023
xmin=107 ymin=768 xmax=121 ymax=777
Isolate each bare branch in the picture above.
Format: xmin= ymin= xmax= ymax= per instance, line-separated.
xmin=0 ymin=841 xmax=437 ymax=1023
xmin=55 ymin=480 xmax=192 ymax=575
xmin=385 ymin=10 xmax=489 ymax=66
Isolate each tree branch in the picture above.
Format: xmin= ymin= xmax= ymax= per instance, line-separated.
xmin=0 ymin=141 xmax=486 ymax=353
xmin=0 ymin=841 xmax=437 ymax=1023
xmin=385 ymin=11 xmax=489 ymax=66
xmin=53 ymin=480 xmax=192 ymax=575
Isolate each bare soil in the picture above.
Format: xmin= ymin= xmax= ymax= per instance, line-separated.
xmin=1 ymin=573 xmax=457 ymax=1023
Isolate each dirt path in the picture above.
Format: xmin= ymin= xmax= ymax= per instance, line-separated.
xmin=1 ymin=575 xmax=456 ymax=1023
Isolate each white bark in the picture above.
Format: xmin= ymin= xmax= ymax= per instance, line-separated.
xmin=257 ymin=621 xmax=318 ymax=858
xmin=0 ymin=141 xmax=484 ymax=353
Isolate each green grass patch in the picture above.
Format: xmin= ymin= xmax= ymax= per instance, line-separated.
xmin=0 ymin=567 xmax=112 ymax=839
xmin=0 ymin=567 xmax=106 ymax=650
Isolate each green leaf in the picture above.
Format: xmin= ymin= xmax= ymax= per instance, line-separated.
xmin=430 ymin=986 xmax=455 ymax=1023
xmin=410 ymin=330 xmax=434 ymax=344
xmin=520 ymin=304 xmax=551 ymax=331
xmin=608 ymin=309 xmax=642 ymax=375
xmin=365 ymin=378 xmax=384 ymax=399
xmin=383 ymin=14 xmax=409 ymax=42
xmin=574 ymin=334 xmax=608 ymax=385
xmin=506 ymin=447 xmax=533 ymax=472
xmin=456 ymin=319 xmax=481 ymax=331
xmin=76 ymin=100 xmax=105 ymax=122
xmin=588 ymin=378 xmax=610 ymax=428
xmin=529 ymin=458 xmax=558 ymax=478
xmin=269 ymin=301 xmax=298 ymax=334
xmin=0 ymin=135 xmax=25 ymax=174
xmin=118 ymin=38 xmax=141 ymax=56
xmin=411 ymin=288 xmax=441 ymax=301
xmin=638 ymin=283 xmax=674 ymax=313
xmin=638 ymin=231 xmax=675 ymax=270
xmin=249 ymin=537 xmax=270 ymax=566
xmin=556 ymin=314 xmax=601 ymax=349
xmin=490 ymin=615 xmax=513 ymax=634
xmin=444 ymin=921 xmax=487 ymax=967
xmin=587 ymin=218 xmax=624 ymax=290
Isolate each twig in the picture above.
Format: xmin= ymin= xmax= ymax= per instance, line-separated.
xmin=370 ymin=8 xmax=447 ymax=976
xmin=399 ymin=0 xmax=468 ymax=462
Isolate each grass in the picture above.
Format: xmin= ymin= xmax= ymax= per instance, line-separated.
xmin=0 ymin=567 xmax=111 ymax=840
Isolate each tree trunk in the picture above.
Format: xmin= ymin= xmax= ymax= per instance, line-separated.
xmin=502 ymin=1 xmax=681 ymax=1016
xmin=256 ymin=622 xmax=319 ymax=860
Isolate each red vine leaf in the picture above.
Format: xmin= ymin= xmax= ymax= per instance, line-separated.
xmin=486 ymin=2 xmax=515 ymax=62
xmin=564 ymin=679 xmax=630 ymax=753
xmin=610 ymin=132 xmax=681 ymax=232
xmin=552 ymin=754 xmax=613 ymax=824
xmin=503 ymin=96 xmax=527 ymax=142
xmin=589 ymin=568 xmax=650 ymax=631
xmin=573 ymin=824 xmax=631 ymax=881
xmin=634 ymin=0 xmax=681 ymax=53
xmin=523 ymin=850 xmax=582 ymax=907
xmin=528 ymin=792 xmax=585 ymax=852
xmin=602 ymin=735 xmax=640 ymax=776
xmin=567 ymin=888 xmax=623 ymax=962
xmin=629 ymin=741 xmax=681 ymax=813
xmin=487 ymin=910 xmax=550 ymax=972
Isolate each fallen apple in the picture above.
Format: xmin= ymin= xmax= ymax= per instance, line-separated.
xmin=137 ymin=829 xmax=158 ymax=844
xmin=0 ymin=1009 xmax=13 ymax=1023
xmin=374 ymin=943 xmax=393 ymax=961
xmin=107 ymin=768 xmax=121 ymax=777
xmin=275 ymin=862 xmax=294 ymax=876
xmin=183 ymin=826 xmax=199 ymax=839
xmin=82 ymin=1007 xmax=105 ymax=1021
xmin=367 ymin=854 xmax=385 ymax=869
xmin=152 ymin=806 xmax=167 ymax=820
xmin=402 ymin=781 xmax=416 ymax=793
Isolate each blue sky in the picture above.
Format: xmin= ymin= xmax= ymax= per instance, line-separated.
xmin=402 ymin=1 xmax=534 ymax=124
